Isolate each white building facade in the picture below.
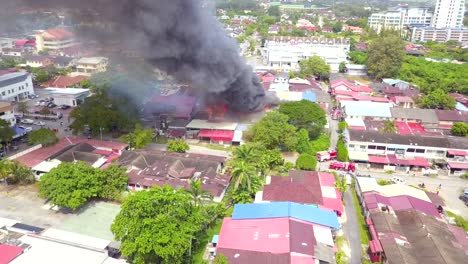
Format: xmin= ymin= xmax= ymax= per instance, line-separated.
xmin=0 ymin=72 xmax=34 ymax=102
xmin=263 ymin=36 xmax=350 ymax=72
xmin=431 ymin=0 xmax=465 ymax=28
xmin=368 ymin=7 xmax=432 ymax=33
xmin=411 ymin=27 xmax=468 ymax=43
xmin=0 ymin=101 xmax=15 ymax=126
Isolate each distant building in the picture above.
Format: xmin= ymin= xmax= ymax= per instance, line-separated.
xmin=35 ymin=28 xmax=78 ymax=53
xmin=75 ymin=57 xmax=108 ymax=76
xmin=45 ymin=88 xmax=90 ymax=107
xmin=0 ymin=72 xmax=34 ymax=102
xmin=411 ymin=27 xmax=468 ymax=43
xmin=263 ymin=36 xmax=350 ymax=72
xmin=368 ymin=7 xmax=432 ymax=33
xmin=343 ymin=24 xmax=363 ymax=34
xmin=24 ymin=55 xmax=53 ymax=68
xmin=431 ymin=0 xmax=465 ymax=28
xmin=0 ymin=101 xmax=15 ymax=126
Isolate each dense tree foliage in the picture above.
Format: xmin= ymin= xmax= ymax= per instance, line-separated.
xmin=299 ymin=56 xmax=331 ymax=79
xmin=295 ymin=153 xmax=317 ymax=171
xmin=423 ymin=41 xmax=468 ymax=61
xmin=336 ymin=137 xmax=349 ymax=162
xmin=70 ymin=91 xmax=138 ymax=136
xmin=381 ymin=120 xmax=397 ymax=134
xmin=267 ymin=5 xmax=280 ymax=17
xmin=366 ymin=35 xmax=405 ymax=79
xmin=338 ymin=122 xmax=348 ymax=134
xmin=215 ymin=0 xmax=259 ymax=10
xmin=334 ymin=176 xmax=347 ymax=197
xmin=0 ymin=160 xmax=35 ymax=185
xmin=451 ymin=122 xmax=468 ymax=137
xmin=0 ymin=119 xmax=14 ymax=144
xmin=399 ymin=56 xmax=468 ymax=95
xmin=39 ymin=162 xmax=128 ymax=210
xmin=167 ymin=139 xmax=189 ymax=153
xmin=17 ymin=102 xmax=29 ymax=116
xmin=246 ymin=111 xmax=298 ymax=151
xmin=279 ymin=100 xmax=327 ymax=139
xmin=419 ymin=88 xmax=456 ymax=110
xmin=122 ymin=125 xmax=154 ymax=149
xmin=295 ymin=129 xmax=311 ymax=154
xmin=0 ymin=58 xmax=22 ymax=69
xmin=213 ymin=253 xmax=229 ymax=264
xmin=349 ymin=51 xmax=368 ymax=64
xmin=111 ymin=185 xmax=206 ymax=264
xmin=231 ymin=142 xmax=284 ymax=175
xmin=28 ymin=128 xmax=58 ymax=146
xmin=308 ymin=133 xmax=331 ymax=156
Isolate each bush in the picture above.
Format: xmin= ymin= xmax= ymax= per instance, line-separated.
xmin=377 ymin=179 xmax=391 ymax=186
xmin=451 ymin=122 xmax=468 ymax=137
xmin=460 ymin=173 xmax=468 ymax=180
xmin=338 ymin=121 xmax=347 ymax=134
xmin=308 ymin=133 xmax=331 ymax=156
xmin=336 ymin=137 xmax=349 ymax=162
xmin=447 ymin=211 xmax=468 ymax=231
xmin=28 ymin=128 xmax=58 ymax=146
xmin=167 ymin=139 xmax=189 ymax=153
xmin=295 ymin=153 xmax=317 ymax=171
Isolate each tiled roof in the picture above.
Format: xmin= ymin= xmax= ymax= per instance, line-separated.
xmin=435 ymin=110 xmax=468 ymax=122
xmin=43 ymin=28 xmax=74 ymax=40
xmin=44 ymin=75 xmax=88 ymax=88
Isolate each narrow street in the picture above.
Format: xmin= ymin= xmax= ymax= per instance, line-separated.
xmin=342 ymin=190 xmax=362 ymax=264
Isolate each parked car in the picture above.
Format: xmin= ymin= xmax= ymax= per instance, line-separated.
xmin=390 ymin=176 xmax=406 ymax=184
xmin=20 ymin=119 xmax=34 ymax=124
xmin=18 ymin=126 xmax=32 ymax=132
xmin=47 ymin=103 xmax=57 ymax=108
xmin=33 ymin=121 xmax=45 ymax=126
xmin=59 ymin=105 xmax=71 ymax=110
xmin=39 ymin=101 xmax=48 ymax=106
xmin=35 ymin=101 xmax=41 ymax=106
xmin=28 ymin=94 xmax=39 ymax=99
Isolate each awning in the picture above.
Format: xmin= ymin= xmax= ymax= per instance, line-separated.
xmin=448 ymin=150 xmax=468 ymax=156
xmin=397 ymin=157 xmax=430 ymax=167
xmin=349 ymin=151 xmax=369 ymax=161
xmin=198 ymin=129 xmax=234 ymax=142
xmin=447 ymin=162 xmax=468 ymax=170
xmin=232 ymin=130 xmax=243 ymax=143
xmin=368 ymin=155 xmax=389 ymax=164
xmin=369 ymin=240 xmax=383 ymax=253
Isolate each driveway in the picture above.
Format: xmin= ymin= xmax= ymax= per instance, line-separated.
xmin=342 ymin=189 xmax=362 ymax=264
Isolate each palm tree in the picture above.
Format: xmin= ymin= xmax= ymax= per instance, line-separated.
xmin=334 ymin=177 xmax=347 ymax=200
xmin=186 ymin=179 xmax=211 ymax=208
xmin=9 ymin=161 xmax=35 ymax=184
xmin=233 ymin=144 xmax=255 ymax=163
xmin=0 ymin=160 xmax=13 ymax=185
xmin=231 ymin=161 xmax=256 ymax=192
xmin=382 ymin=120 xmax=397 ymax=133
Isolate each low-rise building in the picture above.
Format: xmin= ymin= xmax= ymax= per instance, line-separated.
xmin=434 ymin=110 xmax=468 ymax=129
xmin=411 ymin=27 xmax=468 ymax=43
xmin=345 ymin=64 xmax=368 ymax=76
xmin=24 ymin=55 xmax=53 ymax=68
xmin=35 ymin=28 xmax=78 ymax=53
xmin=392 ymin=96 xmax=415 ymax=108
xmin=45 ymin=88 xmax=90 ymax=107
xmin=75 ymin=57 xmax=108 ymax=76
xmin=0 ymin=72 xmax=34 ymax=102
xmin=0 ymin=101 xmax=15 ymax=126
xmin=389 ymin=108 xmax=439 ymax=128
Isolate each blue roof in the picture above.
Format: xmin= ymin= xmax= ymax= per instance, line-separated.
xmin=212 ymin=235 xmax=219 ymax=244
xmin=232 ymin=202 xmax=340 ymax=229
xmin=302 ymin=91 xmax=316 ymax=102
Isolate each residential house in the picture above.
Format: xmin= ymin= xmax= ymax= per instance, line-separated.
xmin=75 ymin=57 xmax=108 ymax=76
xmin=1 ymin=48 xmax=23 ymax=57
xmin=0 ymin=101 xmax=15 ymax=126
xmin=321 ymin=26 xmax=333 ymax=33
xmin=24 ymin=55 xmax=53 ymax=68
xmin=52 ymin=56 xmax=74 ymax=68
xmin=273 ymin=72 xmax=289 ymax=83
xmin=117 ymin=150 xmax=230 ymax=202
xmin=382 ymin=78 xmax=411 ymax=90
xmin=44 ymin=75 xmax=88 ymax=88
xmin=355 ymin=42 xmax=368 ymax=51
xmin=435 ymin=110 xmax=468 ymax=129
xmin=381 ymin=86 xmax=420 ymax=97
xmin=330 ymin=79 xmax=372 ymax=94
xmin=35 ymin=28 xmax=78 ymax=53
xmin=185 ymin=119 xmax=239 ymax=144
xmin=390 ymin=108 xmax=439 ymax=129
xmin=392 ymin=96 xmax=415 ymax=108
xmin=345 ymin=64 xmax=368 ymax=76
xmin=45 ymin=88 xmax=90 ymax=107
xmin=449 ymin=93 xmax=468 ymax=110
xmin=256 ymin=171 xmax=344 ymax=216
xmin=0 ymin=72 xmax=34 ymax=101
xmin=340 ymin=101 xmax=393 ymax=130
xmin=268 ymin=25 xmax=280 ymax=34
xmin=343 ymin=24 xmax=363 ymax=34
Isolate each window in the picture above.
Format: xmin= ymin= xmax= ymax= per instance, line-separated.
xmin=377 ymin=146 xmax=385 ymax=150
xmin=387 ymin=148 xmax=396 ymax=152
xmin=407 ymin=148 xmax=415 ymax=152
xmin=415 ymin=149 xmax=425 ymax=153
xmin=1 ymin=91 xmax=4 ymax=96
xmin=25 ymin=83 xmax=28 ymax=87
xmin=349 ymin=144 xmax=355 ymax=149
xmin=360 ymin=145 xmax=366 ymax=150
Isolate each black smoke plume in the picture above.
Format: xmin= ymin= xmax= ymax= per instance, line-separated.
xmin=3 ymin=0 xmax=269 ymax=112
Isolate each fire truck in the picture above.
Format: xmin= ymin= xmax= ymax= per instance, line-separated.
xmin=329 ymin=162 xmax=356 ymax=172
xmin=316 ymin=150 xmax=337 ymax=162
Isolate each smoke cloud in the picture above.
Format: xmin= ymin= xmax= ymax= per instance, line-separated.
xmin=3 ymin=0 xmax=268 ymax=112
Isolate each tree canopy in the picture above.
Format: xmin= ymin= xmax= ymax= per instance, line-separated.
xmin=279 ymin=100 xmax=327 ymax=139
xmin=336 ymin=136 xmax=349 ymax=162
xmin=399 ymin=56 xmax=468 ymax=95
xmin=111 ymin=185 xmax=206 ymax=264
xmin=381 ymin=120 xmax=397 ymax=134
xmin=295 ymin=153 xmax=317 ymax=171
xmin=366 ymin=35 xmax=405 ymax=80
xmin=0 ymin=160 xmax=35 ymax=185
xmin=299 ymin=56 xmax=331 ymax=79
xmin=0 ymin=119 xmax=14 ymax=144
xmin=167 ymin=139 xmax=190 ymax=153
xmin=246 ymin=111 xmax=298 ymax=151
xmin=28 ymin=128 xmax=58 ymax=146
xmin=451 ymin=122 xmax=468 ymax=137
xmin=122 ymin=124 xmax=154 ymax=149
xmin=349 ymin=51 xmax=368 ymax=65
xmin=39 ymin=162 xmax=128 ymax=210
xmin=418 ymin=88 xmax=456 ymax=110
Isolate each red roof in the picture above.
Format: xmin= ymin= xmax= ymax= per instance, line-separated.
xmin=448 ymin=150 xmax=468 ymax=156
xmin=198 ymin=129 xmax=234 ymax=142
xmin=331 ymin=79 xmax=354 ymax=89
xmin=447 ymin=161 xmax=468 ymax=170
xmin=318 ymin=172 xmax=335 ymax=187
xmin=368 ymin=155 xmax=389 ymax=164
xmin=397 ymin=157 xmax=430 ymax=167
xmin=351 ymin=85 xmax=372 ymax=93
xmin=43 ymin=28 xmax=74 ymax=40
xmin=0 ymin=244 xmax=23 ymax=264
xmin=44 ymin=75 xmax=88 ymax=88
xmin=353 ymin=95 xmax=390 ymax=102
xmin=393 ymin=96 xmax=414 ymax=103
xmin=369 ymin=239 xmax=383 ymax=253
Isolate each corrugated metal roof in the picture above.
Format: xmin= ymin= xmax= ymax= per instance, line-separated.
xmin=341 ymin=101 xmax=392 ymax=118
xmin=302 ymin=91 xmax=316 ymax=102
xmin=0 ymin=72 xmax=28 ymax=87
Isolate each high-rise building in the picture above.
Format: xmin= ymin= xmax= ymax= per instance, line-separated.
xmin=368 ymin=7 xmax=432 ymax=33
xmin=431 ymin=0 xmax=465 ymax=28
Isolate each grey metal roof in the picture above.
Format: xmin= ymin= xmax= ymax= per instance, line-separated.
xmin=0 ymin=72 xmax=29 ymax=87
xmin=390 ymin=108 xmax=439 ymax=123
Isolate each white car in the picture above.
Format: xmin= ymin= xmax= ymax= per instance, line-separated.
xmin=35 ymin=101 xmax=41 ymax=106
xmin=21 ymin=119 xmax=34 ymax=124
xmin=391 ymin=176 xmax=406 ymax=185
xmin=33 ymin=121 xmax=45 ymax=126
xmin=39 ymin=101 xmax=48 ymax=106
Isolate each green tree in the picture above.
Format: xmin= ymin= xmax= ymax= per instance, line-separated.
xmin=349 ymin=51 xmax=368 ymax=64
xmin=267 ymin=5 xmax=280 ymax=17
xmin=28 ymin=128 xmax=58 ymax=146
xmin=308 ymin=133 xmax=331 ymax=156
xmin=338 ymin=122 xmax=348 ymax=134
xmin=339 ymin=62 xmax=346 ymax=73
xmin=0 ymin=119 xmax=14 ymax=145
xmin=333 ymin=22 xmax=343 ymax=33
xmin=288 ymin=71 xmax=295 ymax=78
xmin=167 ymin=139 xmax=189 ymax=153
xmin=336 ymin=137 xmax=349 ymax=162
xmin=0 ymin=58 xmax=21 ymax=69
xmin=246 ymin=111 xmax=298 ymax=150
xmin=39 ymin=106 xmax=52 ymax=116
xmin=231 ymin=142 xmax=284 ymax=176
xmin=232 ymin=144 xmax=256 ymax=163
xmin=295 ymin=129 xmax=310 ymax=154
xmin=299 ymin=56 xmax=331 ymax=79
xmin=279 ymin=100 xmax=327 ymax=139
xmin=230 ymin=161 xmax=257 ymax=192
xmin=451 ymin=122 xmax=468 ymax=137
xmin=122 ymin=125 xmax=153 ymax=149
xmin=39 ymin=162 xmax=102 ymax=210
xmin=366 ymin=35 xmax=405 ymax=79
xmin=111 ymin=185 xmax=205 ymax=264
xmin=17 ymin=101 xmax=29 ymax=116
xmin=33 ymin=68 xmax=53 ymax=83
xmin=4 ymin=161 xmax=35 ymax=185
xmin=98 ymin=165 xmax=128 ymax=200
xmin=419 ymin=88 xmax=457 ymax=110
xmin=0 ymin=160 xmax=13 ymax=184
xmin=213 ymin=253 xmax=229 ymax=264
xmin=334 ymin=176 xmax=347 ymax=198
xmin=381 ymin=120 xmax=397 ymax=134
xmin=186 ymin=179 xmax=211 ymax=208
xmin=295 ymin=153 xmax=317 ymax=171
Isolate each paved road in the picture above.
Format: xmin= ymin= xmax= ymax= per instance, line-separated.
xmin=342 ymin=189 xmax=362 ymax=264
